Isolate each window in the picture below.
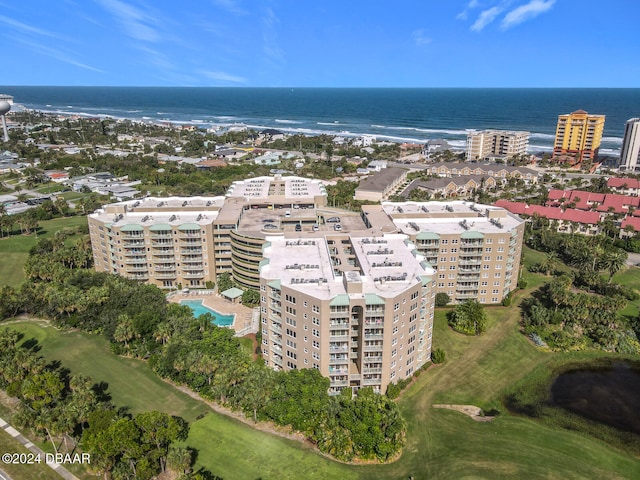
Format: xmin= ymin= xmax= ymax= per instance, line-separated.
xmin=492 ymin=297 xmax=499 ymax=302
xmin=492 ymin=289 xmax=499 ymax=294
xmin=494 ymin=272 xmax=501 ymax=277
xmin=496 ymin=255 xmax=503 ymax=261
xmin=312 ymin=328 xmax=320 ymax=337
xmin=312 ymin=351 xmax=319 ymax=359
xmin=442 ymin=239 xmax=448 ymax=244
xmin=480 ymin=289 xmax=487 ymax=294
xmin=286 ymin=339 xmax=296 ymax=348
xmin=451 ymin=239 xmax=458 ymax=244
xmin=448 ymin=282 xmax=454 ymax=287
xmin=392 ymin=337 xmax=398 ymax=346
xmin=285 ymin=305 xmax=296 ymax=315
xmin=483 ymin=265 xmax=490 ymax=270
xmin=312 ymin=340 xmax=320 ymax=349
xmin=450 ymin=257 xmax=456 ymax=262
xmin=312 ymin=305 xmax=320 ymax=313
xmin=438 ymin=282 xmax=445 ymax=287
xmin=494 ymin=281 xmax=501 ymax=286
xmin=484 ymin=256 xmax=491 ymax=261
xmin=441 ymin=248 xmax=448 ymax=253
xmin=497 ymin=247 xmax=504 ymax=252
xmin=439 ymin=274 xmax=446 ymax=279
xmin=485 ymin=238 xmax=493 ymax=244
xmin=303 ymin=301 xmax=308 ymax=307
xmin=286 ymin=328 xmax=297 ymax=338
xmin=448 ymin=273 xmax=456 ymax=279
xmin=312 ymin=317 xmax=320 ymax=325
xmin=498 ymin=238 xmax=505 ymax=244
xmin=393 ymin=326 xmax=398 ymax=334
xmin=394 ymin=303 xmax=400 ymax=311
xmin=449 ymin=265 xmax=456 ymax=270
xmin=285 ymin=294 xmax=296 ymax=304
xmin=439 ymin=257 xmax=447 ymax=262
xmin=392 ymin=349 xmax=397 ymax=357
xmin=482 ymin=273 xmax=489 ymax=278
xmin=286 ymin=317 xmax=296 ymax=326
xmin=485 ymin=247 xmax=492 ymax=252
xmin=411 ymin=291 xmax=419 ymax=300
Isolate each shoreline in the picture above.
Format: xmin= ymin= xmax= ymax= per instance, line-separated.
xmin=8 ymin=104 xmax=624 ymax=156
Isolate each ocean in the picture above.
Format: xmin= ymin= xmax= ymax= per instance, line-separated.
xmin=2 ymin=87 xmax=640 ymax=155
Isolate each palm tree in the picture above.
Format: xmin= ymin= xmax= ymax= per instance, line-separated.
xmin=602 ymin=249 xmax=628 ymax=283
xmin=114 ymin=315 xmax=135 ymax=349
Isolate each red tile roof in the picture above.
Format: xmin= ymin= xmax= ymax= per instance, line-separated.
xmin=608 ymin=177 xmax=640 ymax=189
xmin=621 ymin=217 xmax=640 ymax=232
xmin=495 ymin=200 xmax=600 ymax=224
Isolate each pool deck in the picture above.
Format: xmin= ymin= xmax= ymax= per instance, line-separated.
xmin=168 ymin=290 xmax=259 ymax=336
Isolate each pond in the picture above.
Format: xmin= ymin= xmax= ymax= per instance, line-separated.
xmin=550 ymin=363 xmax=640 ymax=434
xmin=180 ymin=300 xmax=235 ymax=327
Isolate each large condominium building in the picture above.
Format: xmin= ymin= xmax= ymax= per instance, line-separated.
xmin=362 ymin=201 xmax=525 ymax=305
xmin=259 ymin=233 xmax=435 ymax=395
xmin=88 ymin=175 xmax=327 ymax=289
xmin=88 ymin=177 xmax=524 ymax=305
xmin=466 ymin=130 xmax=529 ymax=161
xmin=619 ymin=118 xmax=640 ymax=172
xmin=553 ymin=110 xmax=605 ymax=163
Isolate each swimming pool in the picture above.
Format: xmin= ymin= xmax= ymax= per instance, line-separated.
xmin=180 ymin=300 xmax=235 ymax=327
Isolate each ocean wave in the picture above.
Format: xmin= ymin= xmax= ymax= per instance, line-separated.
xmin=275 ymin=119 xmax=302 ymax=124
xmin=601 ymin=136 xmax=623 ymax=144
xmin=530 ymin=133 xmax=555 ymax=140
xmin=527 ymin=145 xmax=554 ymax=151
xmin=317 ymin=121 xmax=344 ymax=126
xmin=371 ymin=124 xmax=470 ymax=136
xmin=127 ymin=110 xmax=142 ymax=113
xmin=600 ymin=148 xmax=621 ymax=155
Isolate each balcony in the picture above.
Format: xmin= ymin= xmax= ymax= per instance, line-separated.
xmin=362 ymin=377 xmax=382 ymax=386
xmin=156 ymin=272 xmax=177 ymax=279
xmin=125 ymin=257 xmax=147 ymax=264
xmin=363 ymin=344 xmax=383 ymax=352
xmin=125 ymin=266 xmax=148 ymax=272
xmin=150 ymin=233 xmax=172 ymax=239
xmin=363 ymin=367 xmax=383 ymax=374
xmin=183 ymin=272 xmax=205 ymax=279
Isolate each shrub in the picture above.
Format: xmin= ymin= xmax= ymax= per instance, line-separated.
xmin=435 ymin=292 xmax=450 ymax=307
xmin=518 ymin=278 xmax=528 ymax=289
xmin=431 ymin=348 xmax=446 ymax=364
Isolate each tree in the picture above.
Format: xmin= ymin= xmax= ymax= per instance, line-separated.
xmin=601 ymin=249 xmax=628 ymax=283
xmin=434 ymin=292 xmax=450 ymax=307
xmin=447 ymin=300 xmax=487 ymax=335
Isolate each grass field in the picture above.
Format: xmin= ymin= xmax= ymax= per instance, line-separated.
xmin=1 ymin=245 xmax=639 ymax=479
xmin=0 ymin=429 xmax=61 ymax=480
xmin=0 ymin=216 xmax=88 ymax=287
xmin=6 ymin=321 xmax=209 ymax=423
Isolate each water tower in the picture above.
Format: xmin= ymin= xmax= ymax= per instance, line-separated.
xmin=0 ymin=100 xmax=10 ymax=142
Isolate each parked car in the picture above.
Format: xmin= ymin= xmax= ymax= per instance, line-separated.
xmin=334 ymin=224 xmax=342 ymax=231
xmin=295 ymin=224 xmax=302 ymax=232
xmin=326 ymin=216 xmax=340 ymax=223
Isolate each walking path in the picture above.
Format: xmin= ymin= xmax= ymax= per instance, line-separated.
xmin=0 ymin=417 xmax=79 ymax=480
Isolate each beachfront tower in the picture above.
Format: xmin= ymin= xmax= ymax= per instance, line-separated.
xmin=619 ymin=118 xmax=640 ymax=172
xmin=466 ymin=130 xmax=529 ymax=162
xmin=553 ymin=110 xmax=605 ymax=163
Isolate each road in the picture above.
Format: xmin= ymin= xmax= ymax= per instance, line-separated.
xmin=0 ymin=467 xmax=13 ymax=480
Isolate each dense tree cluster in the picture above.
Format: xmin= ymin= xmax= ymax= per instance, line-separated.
xmin=0 ymin=236 xmax=408 ymax=463
xmin=0 ymin=329 xmax=197 ymax=480
xmin=447 ymin=300 xmax=487 ymax=336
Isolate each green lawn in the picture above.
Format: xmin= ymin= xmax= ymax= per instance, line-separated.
xmin=6 ymin=321 xmax=209 ymax=423
xmin=612 ymin=266 xmax=640 ymax=317
xmin=32 ymin=183 xmax=68 ymax=194
xmin=0 ymin=429 xmax=61 ymax=480
xmin=2 ymin=270 xmax=639 ymax=479
xmin=0 ymin=216 xmax=88 ymax=287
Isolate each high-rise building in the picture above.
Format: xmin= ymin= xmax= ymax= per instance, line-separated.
xmin=466 ymin=130 xmax=529 ymax=161
xmin=362 ymin=201 xmax=525 ymax=304
xmin=553 ymin=110 xmax=605 ymax=163
xmin=619 ymin=118 xmax=640 ymax=172
xmin=259 ymin=233 xmax=435 ymax=395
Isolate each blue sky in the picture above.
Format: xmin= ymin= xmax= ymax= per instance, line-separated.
xmin=1 ymin=0 xmax=638 ymax=87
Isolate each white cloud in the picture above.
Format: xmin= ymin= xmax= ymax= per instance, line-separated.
xmin=212 ymin=0 xmax=247 ymax=15
xmin=412 ymin=29 xmax=432 ymax=46
xmin=501 ymin=0 xmax=555 ymax=30
xmin=14 ymin=37 xmax=103 ymax=73
xmin=262 ymin=7 xmax=284 ymax=65
xmin=97 ymin=0 xmax=161 ymax=42
xmin=201 ymin=71 xmax=246 ymax=83
xmin=471 ymin=6 xmax=503 ymax=31
xmin=0 ymin=15 xmax=64 ymax=39
xmin=456 ymin=0 xmax=480 ymax=20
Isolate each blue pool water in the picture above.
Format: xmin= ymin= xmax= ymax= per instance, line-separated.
xmin=180 ymin=300 xmax=235 ymax=327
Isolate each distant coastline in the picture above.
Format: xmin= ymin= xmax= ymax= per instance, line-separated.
xmin=3 ymin=87 xmax=639 ymax=155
